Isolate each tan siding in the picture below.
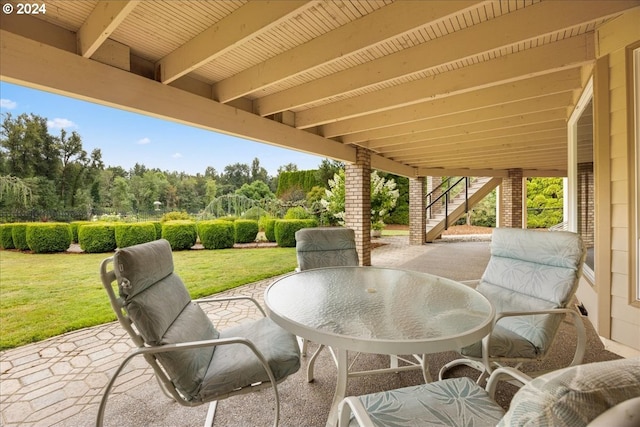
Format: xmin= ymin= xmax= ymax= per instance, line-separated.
xmin=597 ymin=6 xmax=640 ymax=350
xmin=611 ymin=227 xmax=629 ymax=251
xmin=597 ymin=9 xmax=640 ymax=55
xmin=612 ymin=296 xmax=640 ymax=323
xmin=611 ymin=272 xmax=629 ymax=296
xmin=611 ymin=205 xmax=629 ymax=227
xmin=611 ymin=249 xmax=628 ymax=274
xmin=611 ymin=317 xmax=640 ymax=349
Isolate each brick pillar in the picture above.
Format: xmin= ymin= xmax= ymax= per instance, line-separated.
xmin=427 ymin=176 xmax=443 ymax=219
xmin=500 ymin=169 xmax=524 ymax=228
xmin=345 ymin=147 xmax=371 ymax=266
xmin=577 ymin=162 xmax=594 ymax=248
xmin=409 ymin=177 xmax=426 ymax=245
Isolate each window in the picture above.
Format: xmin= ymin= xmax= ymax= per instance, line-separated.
xmin=568 ymin=79 xmax=595 ymax=283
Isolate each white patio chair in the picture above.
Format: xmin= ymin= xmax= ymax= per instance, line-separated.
xmin=439 ymin=227 xmax=587 ymax=384
xmin=338 ymin=357 xmax=640 ymax=427
xmin=97 ymin=239 xmax=301 ymax=427
xmin=294 ymin=227 xmax=359 ymax=379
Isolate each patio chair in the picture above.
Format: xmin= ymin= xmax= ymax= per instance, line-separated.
xmin=294 ymin=227 xmax=359 ymax=379
xmin=97 ymin=239 xmax=301 ymax=427
xmin=338 ymin=357 xmax=640 ymax=427
xmin=439 ymin=227 xmax=587 ymax=384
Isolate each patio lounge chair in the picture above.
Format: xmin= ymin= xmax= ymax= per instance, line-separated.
xmin=97 ymin=239 xmax=301 ymax=427
xmin=295 ymin=227 xmax=359 ymax=380
xmin=439 ymin=227 xmax=587 ymax=383
xmin=338 ymin=357 xmax=640 ymax=427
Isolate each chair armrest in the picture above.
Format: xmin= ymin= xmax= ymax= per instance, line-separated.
xmin=195 ymin=295 xmax=266 ymax=316
xmin=484 ymin=367 xmax=532 ymax=399
xmin=492 ymin=307 xmax=586 ymax=366
xmin=338 ymin=396 xmax=375 ymax=427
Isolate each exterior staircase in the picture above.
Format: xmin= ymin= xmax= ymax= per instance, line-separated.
xmin=426 ymin=177 xmax=502 ymax=243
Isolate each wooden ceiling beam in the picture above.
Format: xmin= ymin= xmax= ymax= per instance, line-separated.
xmin=156 ymin=1 xmax=313 ymax=85
xmin=321 ymin=69 xmax=582 ymax=138
xmin=295 ymin=34 xmax=594 ymax=128
xmin=340 ymin=92 xmax=573 ymax=147
xmin=362 ymin=119 xmax=567 ymax=153
xmin=257 ymin=0 xmax=630 ymax=117
xmin=214 ymin=0 xmax=478 ymax=103
xmin=77 ymin=1 xmax=140 ymax=58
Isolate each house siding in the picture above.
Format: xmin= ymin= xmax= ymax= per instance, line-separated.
xmin=596 ymin=8 xmax=640 ymax=351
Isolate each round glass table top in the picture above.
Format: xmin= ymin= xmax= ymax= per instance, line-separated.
xmin=265 ymin=266 xmax=495 ymax=355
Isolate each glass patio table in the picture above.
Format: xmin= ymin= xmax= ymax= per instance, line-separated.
xmin=264 ymin=266 xmax=495 ymax=427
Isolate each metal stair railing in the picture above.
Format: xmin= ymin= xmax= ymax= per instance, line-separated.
xmin=426 ymin=177 xmax=470 ymax=231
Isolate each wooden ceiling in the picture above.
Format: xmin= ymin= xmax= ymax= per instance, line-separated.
xmin=1 ymin=1 xmax=638 ymax=177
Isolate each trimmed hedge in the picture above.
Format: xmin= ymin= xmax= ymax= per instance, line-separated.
xmin=259 ymin=217 xmax=276 ymax=242
xmin=284 ymin=206 xmax=311 ymax=219
xmin=70 ymin=221 xmax=93 ymax=243
xmin=11 ymin=223 xmax=29 ymax=250
xmin=79 ymin=223 xmax=117 ymax=253
xmin=198 ymin=220 xmax=234 ymax=249
xmin=115 ymin=222 xmax=157 ymax=248
xmin=234 ymin=219 xmax=259 ymax=243
xmin=0 ymin=224 xmax=15 ymax=249
xmin=150 ymin=221 xmax=162 ymax=239
xmin=25 ymin=223 xmax=72 ymax=253
xmin=274 ymin=219 xmax=317 ymax=247
xmin=162 ymin=220 xmax=197 ymax=250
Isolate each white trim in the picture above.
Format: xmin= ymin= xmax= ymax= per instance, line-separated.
xmin=634 ymin=47 xmax=640 ymax=300
xmin=567 ymin=78 xmax=593 ymax=233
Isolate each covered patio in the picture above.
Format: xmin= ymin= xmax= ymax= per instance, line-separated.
xmin=1 ymin=0 xmax=640 ymax=424
xmin=0 ymin=236 xmax=621 ymax=426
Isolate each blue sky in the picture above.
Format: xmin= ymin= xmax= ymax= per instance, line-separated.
xmin=0 ymin=81 xmax=326 ymax=176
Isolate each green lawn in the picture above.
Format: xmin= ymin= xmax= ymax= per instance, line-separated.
xmin=0 ymin=247 xmax=297 ymax=350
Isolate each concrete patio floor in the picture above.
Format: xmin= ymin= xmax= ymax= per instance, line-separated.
xmin=0 ymin=234 xmax=620 ymax=426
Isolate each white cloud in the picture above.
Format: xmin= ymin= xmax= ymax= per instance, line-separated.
xmin=172 ymin=153 xmax=183 ymax=159
xmin=137 ymin=137 xmax=151 ymax=145
xmin=0 ymin=99 xmax=17 ymax=109
xmin=47 ymin=118 xmax=77 ymax=129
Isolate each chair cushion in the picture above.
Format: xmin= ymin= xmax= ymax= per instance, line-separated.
xmin=474 ymin=228 xmax=585 ymax=354
xmin=113 ymin=239 xmax=219 ymax=399
xmin=295 ymin=227 xmax=359 ymax=270
xmin=461 ymin=323 xmax=539 ymax=359
xmin=498 ymin=357 xmax=640 ymax=427
xmin=197 ymin=317 xmax=301 ymax=401
xmin=350 ymin=377 xmax=505 ymax=427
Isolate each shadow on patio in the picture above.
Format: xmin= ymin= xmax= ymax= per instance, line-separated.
xmin=0 ymin=235 xmax=621 ymax=426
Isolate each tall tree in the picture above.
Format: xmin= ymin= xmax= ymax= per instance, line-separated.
xmin=57 ymin=128 xmax=87 ymax=206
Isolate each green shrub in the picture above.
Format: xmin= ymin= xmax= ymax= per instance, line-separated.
xmin=25 ymin=223 xmax=72 ymax=253
xmin=198 ymin=220 xmax=234 ymax=249
xmin=70 ymin=221 xmax=93 ymax=243
xmin=274 ymin=219 xmax=317 ymax=247
xmin=234 ymin=219 xmax=259 ymax=243
xmin=78 ymin=224 xmax=117 ymax=253
xmin=150 ymin=221 xmax=162 ymax=239
xmin=115 ymin=222 xmax=157 ymax=248
xmin=11 ymin=223 xmax=29 ymax=250
xmin=161 ymin=211 xmax=192 ymax=222
xmin=0 ymin=224 xmax=15 ymax=249
xmin=162 ymin=220 xmax=197 ymax=250
xmin=284 ymin=206 xmax=311 ymax=219
xmin=259 ymin=216 xmax=277 ymax=242
xmin=216 ymin=216 xmax=238 ymax=222
xmin=242 ymin=206 xmax=268 ymax=221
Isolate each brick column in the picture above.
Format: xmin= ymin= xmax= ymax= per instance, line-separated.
xmin=409 ymin=177 xmax=426 ymax=245
xmin=500 ymin=169 xmax=524 ymax=228
xmin=345 ymin=147 xmax=371 ymax=266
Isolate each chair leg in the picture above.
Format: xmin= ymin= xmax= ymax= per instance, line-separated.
xmin=204 ymin=401 xmax=218 ymax=427
xmin=438 ymin=358 xmax=486 ymax=381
